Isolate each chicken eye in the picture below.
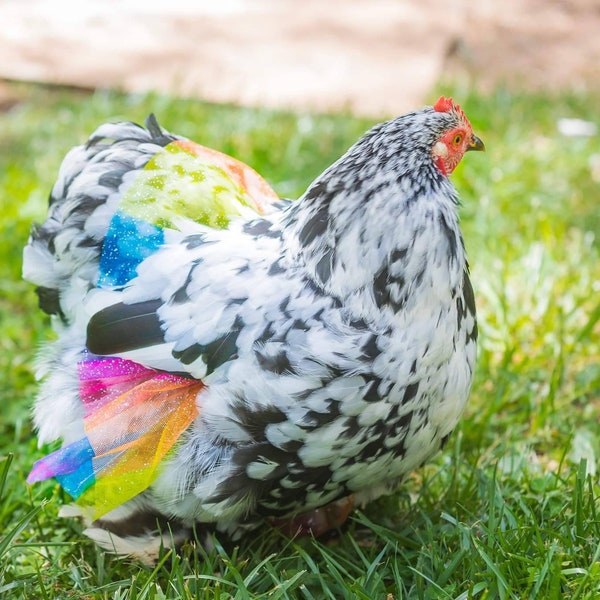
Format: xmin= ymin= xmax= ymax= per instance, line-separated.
xmin=453 ymin=134 xmax=463 ymax=145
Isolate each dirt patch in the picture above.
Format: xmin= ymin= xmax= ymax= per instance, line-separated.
xmin=444 ymin=0 xmax=600 ymax=93
xmin=0 ymin=81 xmax=28 ymax=111
xmin=0 ymin=0 xmax=598 ymax=117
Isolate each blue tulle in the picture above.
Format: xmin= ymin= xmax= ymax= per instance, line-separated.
xmin=98 ymin=212 xmax=164 ymax=287
xmin=28 ymin=437 xmax=95 ymax=499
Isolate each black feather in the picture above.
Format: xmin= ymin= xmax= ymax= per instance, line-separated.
xmin=145 ymin=114 xmax=177 ymax=147
xmin=87 ymin=300 xmax=164 ymax=355
xmin=173 ymin=316 xmax=244 ymax=375
xmin=35 ymin=286 xmax=64 ymax=320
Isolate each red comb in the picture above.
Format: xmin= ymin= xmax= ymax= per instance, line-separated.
xmin=434 ymin=96 xmax=469 ymax=124
xmin=434 ymin=96 xmax=455 ymax=112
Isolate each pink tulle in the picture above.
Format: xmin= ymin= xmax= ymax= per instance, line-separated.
xmin=79 ymin=355 xmax=157 ymax=416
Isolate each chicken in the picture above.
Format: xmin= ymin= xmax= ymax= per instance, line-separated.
xmin=24 ymin=97 xmax=484 ymax=563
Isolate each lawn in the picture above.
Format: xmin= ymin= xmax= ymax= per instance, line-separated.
xmin=1 ymin=82 xmax=599 ymax=599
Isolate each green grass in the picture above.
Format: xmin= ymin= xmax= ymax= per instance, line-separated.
xmin=1 ymin=82 xmax=599 ymax=598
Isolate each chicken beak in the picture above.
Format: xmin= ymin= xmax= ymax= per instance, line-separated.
xmin=466 ymin=134 xmax=485 ymax=152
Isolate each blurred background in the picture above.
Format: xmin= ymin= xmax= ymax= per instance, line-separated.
xmin=0 ymin=0 xmax=598 ymax=115
xmin=1 ymin=1 xmax=600 ymax=597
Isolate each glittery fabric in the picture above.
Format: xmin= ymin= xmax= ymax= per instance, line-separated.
xmin=28 ymin=356 xmax=202 ymax=518
xmin=25 ymin=135 xmax=281 ymax=517
xmin=97 ymin=139 xmax=278 ymax=287
xmin=98 ymin=213 xmax=164 ymax=287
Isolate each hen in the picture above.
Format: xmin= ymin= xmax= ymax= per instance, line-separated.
xmin=24 ymin=97 xmax=483 ymax=563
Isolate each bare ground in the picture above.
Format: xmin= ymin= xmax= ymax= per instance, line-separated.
xmin=0 ymin=0 xmax=598 ymax=116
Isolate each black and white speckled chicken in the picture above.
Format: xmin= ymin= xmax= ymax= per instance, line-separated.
xmin=24 ymin=97 xmax=483 ymax=563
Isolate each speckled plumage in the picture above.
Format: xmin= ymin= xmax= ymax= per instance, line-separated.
xmin=24 ymin=102 xmax=481 ymax=562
